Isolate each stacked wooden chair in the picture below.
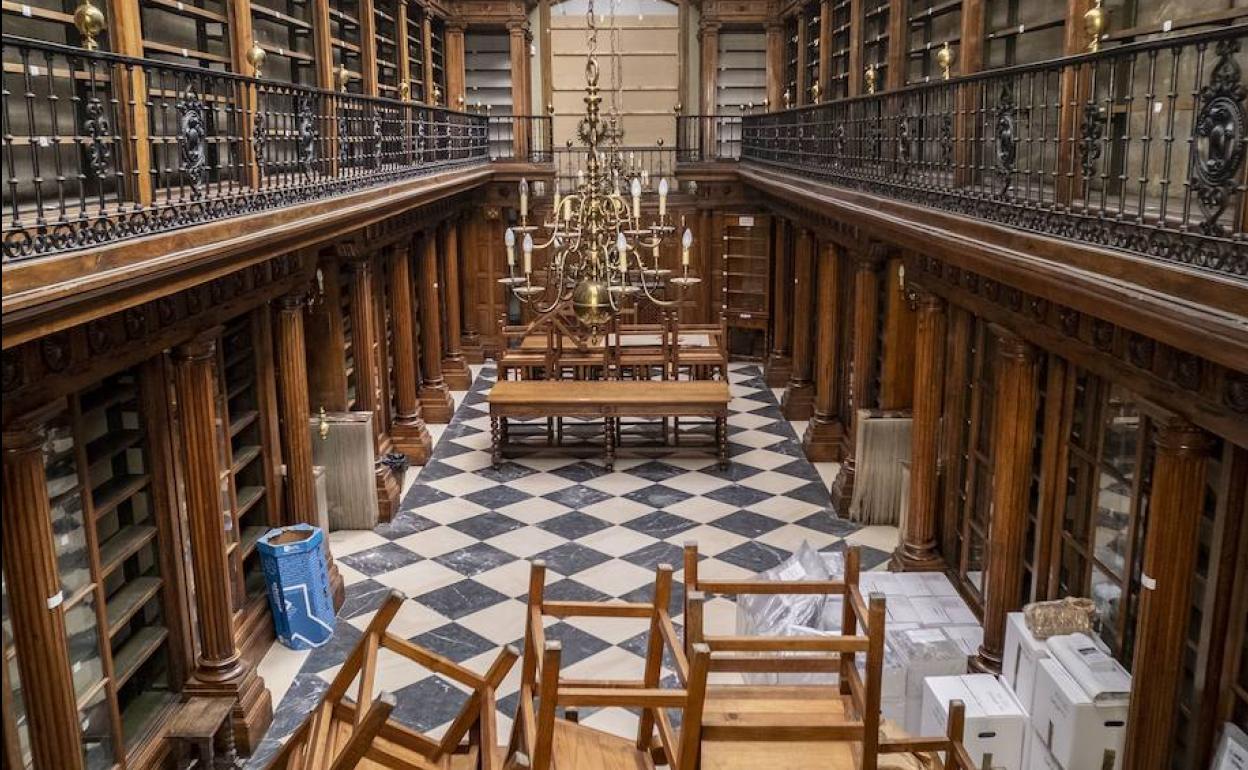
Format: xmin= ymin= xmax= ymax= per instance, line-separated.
xmin=506 ymin=560 xmax=711 ymax=770
xmin=265 ymin=590 xmax=518 ymax=770
xmin=681 ymin=543 xmax=978 ymax=770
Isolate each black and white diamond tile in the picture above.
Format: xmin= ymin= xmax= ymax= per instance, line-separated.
xmin=249 ymin=363 xmax=894 ymax=766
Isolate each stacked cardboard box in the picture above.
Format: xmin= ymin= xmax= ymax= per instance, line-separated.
xmin=921 ymin=674 xmax=1030 ymax=770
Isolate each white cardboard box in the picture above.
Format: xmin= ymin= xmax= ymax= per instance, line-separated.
xmin=921 ymin=674 xmax=1028 ymax=770
xmin=1031 ymin=658 xmax=1127 ymax=770
xmin=1003 ymin=612 xmax=1050 ymax=714
xmin=1213 ymin=723 xmax=1248 ymax=770
xmin=1026 ymin=730 xmax=1062 ymax=770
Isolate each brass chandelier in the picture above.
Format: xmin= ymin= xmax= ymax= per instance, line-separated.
xmin=500 ymin=0 xmax=698 ymax=338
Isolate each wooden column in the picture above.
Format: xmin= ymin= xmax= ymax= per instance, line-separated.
xmin=459 ymin=214 xmax=484 ymax=362
xmin=781 ymin=228 xmax=816 ymax=419
xmin=830 ymin=247 xmax=884 ymax=513
xmin=803 ymin=242 xmax=845 ymax=462
xmin=818 ymin=0 xmax=832 ymax=99
xmin=959 ymin=0 xmax=986 ymax=76
xmin=972 ymin=327 xmax=1038 ymax=674
xmin=422 ymin=14 xmax=436 ymax=103
xmin=766 ymin=21 xmax=785 ymax=110
xmin=441 ymin=218 xmax=472 ymax=390
xmin=358 ymin=0 xmax=378 ymax=95
xmin=885 ymin=0 xmax=906 ymax=90
xmin=540 ymin=0 xmax=554 ymax=115
xmin=172 ymin=335 xmax=271 ymax=752
xmin=847 ymin=0 xmax=863 ymax=97
xmin=445 ymin=21 xmax=466 ymax=110
xmin=419 ymin=231 xmax=455 ymax=423
xmin=892 ymin=289 xmax=946 ymax=571
xmin=765 ymin=218 xmax=793 ymax=387
xmin=1123 ymin=420 xmax=1212 ymax=770
xmin=388 ymin=244 xmax=434 ymax=463
xmin=274 ymin=290 xmax=346 ymax=608
xmin=347 ymin=256 xmax=400 ymax=523
xmin=878 ymin=256 xmax=916 ymax=410
xmin=795 ymin=12 xmax=808 ymax=105
xmin=699 ymin=20 xmax=720 ymax=149
xmin=2 ymin=409 xmax=85 ymax=770
xmin=509 ymin=21 xmax=530 ymax=158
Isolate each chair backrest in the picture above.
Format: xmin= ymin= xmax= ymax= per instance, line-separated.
xmin=509 ymin=560 xmax=710 ymax=770
xmin=267 ymin=590 xmax=518 ymax=770
xmin=682 ymin=543 xmax=886 ymax=766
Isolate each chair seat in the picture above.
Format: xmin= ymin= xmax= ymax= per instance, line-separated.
xmin=699 ymin=686 xmax=860 ymax=770
xmin=548 ymin=720 xmax=655 ymax=770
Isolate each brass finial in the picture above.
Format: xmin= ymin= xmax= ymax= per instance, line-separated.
xmin=547 ymin=102 xmax=555 ymax=115
xmin=673 ymin=102 xmax=683 ymax=115
xmin=399 ymin=80 xmax=411 ymax=100
xmin=1083 ymin=0 xmax=1107 ymax=52
xmin=335 ymin=64 xmax=351 ymax=92
xmin=432 ymin=83 xmax=443 ymax=105
xmin=811 ymin=80 xmax=821 ymax=103
xmin=73 ymin=0 xmax=106 ymax=51
xmin=318 ymin=407 xmax=330 ymax=441
xmin=457 ymin=94 xmax=465 ymax=108
xmin=936 ymin=41 xmax=955 ymax=80
xmin=864 ymin=65 xmax=877 ymax=95
xmin=246 ymin=42 xmax=266 ymax=78
xmin=782 ymin=88 xmax=791 ymax=109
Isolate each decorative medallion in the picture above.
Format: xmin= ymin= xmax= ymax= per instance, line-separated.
xmin=1173 ymin=353 xmax=1202 ymax=391
xmin=157 ymin=296 xmax=177 ymax=325
xmin=1092 ymin=320 xmax=1114 ymax=352
xmin=1191 ymin=39 xmax=1246 ymax=235
xmin=1225 ymin=373 xmax=1248 ymax=413
xmin=124 ymin=307 xmax=147 ymax=340
xmin=1128 ymin=334 xmax=1155 ymax=369
xmin=176 ymin=85 xmax=208 ymax=199
xmin=86 ymin=318 xmax=113 ymax=354
xmin=1059 ymin=307 xmax=1080 ymax=336
xmin=40 ymin=333 xmax=71 ymax=373
xmin=186 ymin=287 xmax=203 ymax=315
xmin=2 ymin=350 xmax=23 ymax=392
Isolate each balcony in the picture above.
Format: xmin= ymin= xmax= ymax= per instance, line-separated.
xmin=1 ymin=34 xmax=553 ymax=264
xmin=677 ymin=24 xmax=1248 ymax=282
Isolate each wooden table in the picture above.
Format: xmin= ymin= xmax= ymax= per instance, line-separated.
xmin=488 ymin=380 xmax=731 ymax=470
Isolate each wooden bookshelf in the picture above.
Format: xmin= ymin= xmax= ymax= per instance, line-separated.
xmin=719 ymin=214 xmax=772 ymax=359
xmin=373 ymin=0 xmax=401 ymax=96
xmin=827 ymin=0 xmax=851 ymax=100
xmin=783 ymin=16 xmax=799 ymax=105
xmin=251 ymin=0 xmax=317 ymax=84
xmin=906 ymin=0 xmax=961 ymax=84
xmin=404 ymin=0 xmax=427 ymax=102
xmin=465 ymin=30 xmax=512 ymax=153
xmin=716 ymin=31 xmax=766 ymax=112
xmin=328 ymin=0 xmax=364 ymax=92
xmin=803 ymin=1 xmax=821 ymax=104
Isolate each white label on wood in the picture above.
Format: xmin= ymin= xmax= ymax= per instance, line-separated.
xmin=47 ymin=591 xmax=63 ymax=609
xmin=1141 ymin=574 xmax=1156 ymax=590
xmin=1162 ymin=19 xmax=1173 ymax=32
xmin=740 ymin=313 xmax=752 ymax=319
xmin=738 ymin=216 xmax=754 ymax=227
xmin=28 ymin=65 xmax=40 ymax=76
xmin=20 ymin=4 xmax=31 ymax=16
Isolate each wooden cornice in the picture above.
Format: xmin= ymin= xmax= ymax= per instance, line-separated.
xmin=737 ymin=164 xmax=1248 ymax=375
xmin=1 ymin=164 xmax=516 ymax=348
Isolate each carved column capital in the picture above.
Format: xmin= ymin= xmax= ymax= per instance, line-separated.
xmin=276 ymin=289 xmax=309 ymax=312
xmin=1153 ymin=417 xmax=1214 ymax=457
xmin=173 ymin=332 xmax=220 ymax=363
xmin=989 ymin=323 xmax=1035 ymax=362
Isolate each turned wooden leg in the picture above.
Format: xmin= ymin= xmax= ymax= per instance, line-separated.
xmin=718 ymin=416 xmax=729 ymax=468
xmin=491 ymin=415 xmax=501 ymax=467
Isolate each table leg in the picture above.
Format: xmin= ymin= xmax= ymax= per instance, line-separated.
xmin=717 ymin=416 xmax=728 ymax=469
xmin=605 ymin=416 xmax=616 ymax=471
xmin=491 ymin=415 xmax=502 ymax=467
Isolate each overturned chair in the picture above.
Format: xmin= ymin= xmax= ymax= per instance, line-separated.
xmin=507 ymin=560 xmax=711 ymax=770
xmin=266 ymin=590 xmax=518 ymax=770
xmin=681 ymin=543 xmax=978 ymax=770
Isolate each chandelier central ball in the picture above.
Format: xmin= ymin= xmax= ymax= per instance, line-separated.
xmin=572 ymin=278 xmax=612 ymax=328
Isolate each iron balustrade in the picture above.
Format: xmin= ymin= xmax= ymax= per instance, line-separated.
xmin=739 ymin=25 xmax=1248 ymax=279
xmin=676 ymin=115 xmax=744 ymax=162
xmin=483 ymin=114 xmax=554 ymax=163
xmin=1 ymin=34 xmax=493 ymax=262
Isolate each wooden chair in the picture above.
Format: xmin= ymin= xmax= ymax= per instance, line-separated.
xmin=267 ymin=590 xmax=518 ymax=770
xmin=507 ymin=560 xmax=711 ymax=770
xmin=680 ymin=544 xmax=978 ymax=770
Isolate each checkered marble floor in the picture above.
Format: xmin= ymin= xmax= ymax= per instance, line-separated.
xmin=248 ymin=363 xmax=896 ymax=765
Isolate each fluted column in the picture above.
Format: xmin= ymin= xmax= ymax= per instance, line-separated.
xmin=419 ymin=231 xmax=455 ymax=423
xmin=173 ymin=335 xmax=272 ymax=751
xmin=508 ymin=21 xmax=529 ymax=158
xmin=2 ymin=410 xmax=85 ymax=770
xmin=441 ymin=218 xmax=471 ymax=390
xmin=699 ymin=20 xmax=720 ymax=148
xmin=802 ymin=242 xmax=844 ymax=461
xmin=276 ymin=290 xmax=346 ymax=608
xmin=173 ymin=336 xmax=245 ymax=681
xmin=1123 ymin=420 xmax=1212 ymax=770
xmin=348 ymin=256 xmax=400 ymax=523
xmin=766 ymin=22 xmax=784 ymax=110
xmin=781 ymin=228 xmax=816 ymax=419
xmin=765 ymin=218 xmax=793 ymax=387
xmin=892 ymin=289 xmax=946 ymax=571
xmin=972 ymin=327 xmax=1038 ymax=673
xmin=830 ymin=248 xmax=884 ymax=513
xmin=388 ymin=244 xmax=433 ymax=463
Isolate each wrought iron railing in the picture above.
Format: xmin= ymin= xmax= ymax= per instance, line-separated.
xmin=553 ymin=144 xmax=677 ymax=189
xmin=740 ymin=25 xmax=1248 ymax=279
xmin=485 ymin=114 xmax=554 ymax=163
xmin=1 ymin=35 xmax=495 ymax=262
xmin=676 ymin=115 xmax=744 ymax=161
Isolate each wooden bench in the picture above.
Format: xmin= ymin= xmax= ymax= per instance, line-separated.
xmin=487 ymin=380 xmax=731 ymax=470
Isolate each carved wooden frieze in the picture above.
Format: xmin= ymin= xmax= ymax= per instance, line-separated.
xmin=908 ymin=252 xmax=1248 ymax=442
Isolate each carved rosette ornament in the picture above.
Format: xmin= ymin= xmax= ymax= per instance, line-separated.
xmin=1191 ymin=39 xmax=1246 ymax=235
xmin=176 ymin=85 xmax=208 ymax=199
